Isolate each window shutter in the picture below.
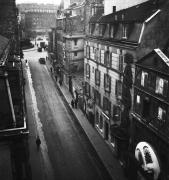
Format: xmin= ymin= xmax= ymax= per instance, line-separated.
xmin=108 ymin=52 xmax=112 ymax=68
xmin=109 ymin=76 xmax=111 ymax=92
xmin=119 ymin=55 xmax=123 ymax=72
xmin=104 ymin=51 xmax=107 ymax=65
xmin=84 ymin=45 xmax=86 ymax=57
xmin=104 ymin=74 xmax=106 ymax=89
xmin=115 ymin=80 xmax=118 ymax=96
xmin=89 ymin=65 xmax=90 ymax=78
xmin=163 ymin=80 xmax=168 ymax=97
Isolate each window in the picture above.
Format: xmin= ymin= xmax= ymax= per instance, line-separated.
xmin=74 ymin=52 xmax=77 ymax=56
xmin=100 ymin=50 xmax=105 ymax=64
xmin=94 ymin=89 xmax=101 ymax=106
xmin=95 ymin=111 xmax=99 ymax=125
xmin=142 ymin=97 xmax=150 ymax=120
xmin=155 ymin=77 xmax=168 ymax=97
xmin=86 ymin=45 xmax=90 ymax=59
xmin=94 ymin=48 xmax=100 ymax=62
xmin=104 ymin=74 xmax=111 ymax=93
xmin=122 ymin=25 xmax=127 ymax=39
xmin=103 ymin=97 xmax=111 ymax=116
xmin=99 ymin=115 xmax=103 ymax=130
xmin=86 ymin=63 xmax=90 ymax=78
xmin=119 ymin=55 xmax=123 ymax=72
xmin=141 ymin=71 xmax=148 ymax=87
xmin=85 ymin=82 xmax=90 ymax=97
xmin=157 ymin=107 xmax=166 ymax=123
xmin=74 ymin=39 xmax=77 ymax=46
xmin=110 ymin=25 xmax=114 ymax=38
xmin=135 ymin=94 xmax=141 ymax=115
xmin=115 ymin=80 xmax=122 ymax=98
xmin=95 ymin=69 xmax=100 ymax=86
xmin=104 ymin=50 xmax=111 ymax=67
xmin=113 ymin=105 xmax=120 ymax=122
xmin=147 ymin=72 xmax=156 ymax=91
xmin=90 ymin=46 xmax=94 ymax=59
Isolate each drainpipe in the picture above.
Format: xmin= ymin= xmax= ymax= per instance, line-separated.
xmin=4 ymin=72 xmax=16 ymax=127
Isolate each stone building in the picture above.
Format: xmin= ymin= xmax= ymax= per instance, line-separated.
xmin=55 ymin=2 xmax=86 ymax=96
xmin=0 ymin=0 xmax=28 ymax=136
xmin=130 ymin=48 xmax=169 ymax=180
xmin=84 ymin=0 xmax=169 ymax=166
xmin=17 ymin=3 xmax=58 ymax=37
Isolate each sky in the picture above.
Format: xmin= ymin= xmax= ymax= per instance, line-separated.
xmin=16 ymin=0 xmax=61 ymax=5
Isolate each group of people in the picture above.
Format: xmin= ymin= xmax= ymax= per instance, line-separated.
xmin=71 ymin=98 xmax=78 ymax=108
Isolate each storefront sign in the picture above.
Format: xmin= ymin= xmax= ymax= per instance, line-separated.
xmin=135 ymin=142 xmax=160 ymax=180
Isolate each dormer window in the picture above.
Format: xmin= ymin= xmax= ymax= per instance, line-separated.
xmin=122 ymin=24 xmax=127 ymax=39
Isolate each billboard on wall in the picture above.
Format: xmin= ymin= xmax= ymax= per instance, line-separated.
xmin=135 ymin=142 xmax=160 ymax=180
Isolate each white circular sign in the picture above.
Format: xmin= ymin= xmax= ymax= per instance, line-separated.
xmin=135 ymin=142 xmax=160 ymax=180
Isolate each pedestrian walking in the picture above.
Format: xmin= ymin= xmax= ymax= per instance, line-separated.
xmin=55 ymin=75 xmax=58 ymax=82
xmin=50 ymin=67 xmax=53 ymax=74
xmin=25 ymin=59 xmax=28 ymax=67
xmin=74 ymin=99 xmax=78 ymax=108
xmin=59 ymin=79 xmax=62 ymax=86
xmin=36 ymin=135 xmax=41 ymax=150
xmin=71 ymin=99 xmax=75 ymax=108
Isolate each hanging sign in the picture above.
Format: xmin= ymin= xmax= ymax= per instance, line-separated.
xmin=135 ymin=142 xmax=160 ymax=180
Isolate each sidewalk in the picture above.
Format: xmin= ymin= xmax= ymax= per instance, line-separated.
xmin=46 ymin=60 xmax=127 ymax=180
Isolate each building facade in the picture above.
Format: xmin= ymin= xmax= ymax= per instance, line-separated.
xmin=17 ymin=3 xmax=58 ymax=37
xmin=84 ymin=0 xmax=169 ymax=166
xmin=55 ymin=2 xmax=86 ymax=96
xmin=0 ymin=0 xmax=28 ymax=136
xmin=130 ymin=48 xmax=169 ymax=180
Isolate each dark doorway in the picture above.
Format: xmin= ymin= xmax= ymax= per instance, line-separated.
xmin=105 ymin=122 xmax=109 ymax=140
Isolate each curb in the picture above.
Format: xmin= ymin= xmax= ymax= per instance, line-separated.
xmin=53 ymin=79 xmax=113 ymax=180
xmin=46 ymin=60 xmax=127 ymax=180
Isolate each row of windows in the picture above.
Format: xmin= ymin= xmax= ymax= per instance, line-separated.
xmin=90 ymin=23 xmax=129 ymax=39
xmin=85 ymin=45 xmax=123 ymax=72
xmin=135 ymin=93 xmax=168 ymax=127
xmin=86 ymin=83 xmax=121 ymax=120
xmin=85 ymin=63 xmax=122 ymax=96
xmin=136 ymin=69 xmax=168 ymax=98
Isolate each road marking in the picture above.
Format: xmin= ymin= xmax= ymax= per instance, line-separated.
xmin=26 ymin=63 xmax=55 ymax=180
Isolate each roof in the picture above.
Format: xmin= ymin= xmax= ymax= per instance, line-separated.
xmin=136 ymin=48 xmax=169 ymax=75
xmin=98 ymin=0 xmax=158 ymax=24
xmin=0 ymin=35 xmax=9 ymax=57
xmin=89 ymin=8 xmax=104 ymax=23
xmin=154 ymin=48 xmax=169 ymax=67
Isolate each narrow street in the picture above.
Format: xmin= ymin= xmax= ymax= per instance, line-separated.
xmin=24 ymin=48 xmax=111 ymax=180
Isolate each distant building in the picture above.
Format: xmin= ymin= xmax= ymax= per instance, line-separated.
xmin=17 ymin=3 xmax=58 ymax=37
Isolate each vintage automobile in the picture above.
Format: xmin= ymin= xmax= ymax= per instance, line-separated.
xmin=39 ymin=57 xmax=46 ymax=64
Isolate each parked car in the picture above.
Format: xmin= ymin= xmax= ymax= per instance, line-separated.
xmin=39 ymin=58 xmax=46 ymax=64
xmin=37 ymin=47 xmax=42 ymax=52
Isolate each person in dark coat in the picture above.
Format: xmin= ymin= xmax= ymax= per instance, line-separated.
xmin=71 ymin=99 xmax=75 ymax=108
xmin=74 ymin=98 xmax=78 ymax=108
xmin=59 ymin=79 xmax=62 ymax=86
xmin=36 ymin=135 xmax=41 ymax=149
xmin=55 ymin=75 xmax=58 ymax=82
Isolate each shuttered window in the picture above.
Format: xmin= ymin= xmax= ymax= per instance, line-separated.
xmin=104 ymin=74 xmax=111 ymax=93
